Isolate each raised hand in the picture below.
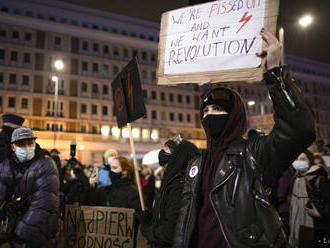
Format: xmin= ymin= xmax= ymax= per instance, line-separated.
xmin=257 ymin=28 xmax=282 ymax=70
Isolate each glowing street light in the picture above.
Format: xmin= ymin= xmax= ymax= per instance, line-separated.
xmin=51 ymin=76 xmax=58 ymax=82
xmin=299 ymin=15 xmax=313 ymax=28
xmin=248 ymin=100 xmax=255 ymax=106
xmin=54 ymin=59 xmax=64 ymax=71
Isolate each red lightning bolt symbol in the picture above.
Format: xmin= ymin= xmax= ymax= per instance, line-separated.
xmin=236 ymin=11 xmax=252 ymax=34
xmin=127 ymin=72 xmax=134 ymax=111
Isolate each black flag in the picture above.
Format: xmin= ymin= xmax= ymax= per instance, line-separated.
xmin=111 ymin=58 xmax=146 ymax=128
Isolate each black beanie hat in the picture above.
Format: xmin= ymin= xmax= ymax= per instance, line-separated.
xmin=2 ymin=113 xmax=24 ymax=126
xmin=200 ymin=87 xmax=233 ymax=119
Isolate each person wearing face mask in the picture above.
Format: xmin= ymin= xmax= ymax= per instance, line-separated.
xmin=289 ymin=150 xmax=330 ymax=248
xmin=136 ymin=136 xmax=199 ymax=248
xmin=173 ymin=29 xmax=315 ymax=248
xmin=0 ymin=127 xmax=59 ymax=248
xmin=96 ymin=149 xmax=118 ymax=189
xmin=91 ymin=156 xmax=141 ymax=211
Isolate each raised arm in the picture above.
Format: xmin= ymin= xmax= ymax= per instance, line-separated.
xmin=250 ymin=29 xmax=315 ymax=183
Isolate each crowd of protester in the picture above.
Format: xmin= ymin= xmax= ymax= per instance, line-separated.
xmin=0 ymin=29 xmax=329 ymax=248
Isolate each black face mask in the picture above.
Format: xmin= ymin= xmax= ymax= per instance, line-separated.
xmin=158 ymin=149 xmax=172 ymax=166
xmin=202 ymin=114 xmax=229 ymax=139
xmin=109 ymin=170 xmax=122 ymax=182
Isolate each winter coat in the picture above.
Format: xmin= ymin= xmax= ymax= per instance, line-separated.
xmin=277 ymin=167 xmax=296 ymax=220
xmin=0 ymin=146 xmax=60 ymax=246
xmin=143 ymin=174 xmax=155 ymax=210
xmin=92 ymin=177 xmax=141 ymax=212
xmin=289 ymin=165 xmax=330 ymax=247
xmin=97 ymin=164 xmax=112 ymax=188
xmin=173 ymin=67 xmax=315 ymax=248
xmin=142 ymin=140 xmax=200 ymax=248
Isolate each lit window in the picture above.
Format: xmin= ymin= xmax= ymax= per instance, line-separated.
xmin=122 ymin=128 xmax=129 ymax=138
xmin=111 ymin=126 xmax=120 ymax=138
xmin=142 ymin=129 xmax=149 ymax=140
xmin=101 ymin=125 xmax=110 ymax=136
xmin=151 ymin=129 xmax=159 ymax=141
xmin=132 ymin=128 xmax=140 ymax=139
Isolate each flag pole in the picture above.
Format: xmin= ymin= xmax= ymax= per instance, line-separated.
xmin=279 ymin=27 xmax=285 ymax=65
xmin=127 ymin=123 xmax=145 ymax=210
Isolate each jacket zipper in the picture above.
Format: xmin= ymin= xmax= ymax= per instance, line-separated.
xmin=270 ymin=70 xmax=296 ymax=108
xmin=231 ymin=168 xmax=241 ymax=206
xmin=184 ymin=193 xmax=193 ymax=247
xmin=255 ymin=194 xmax=271 ymax=207
xmin=209 ymin=168 xmax=236 ymax=248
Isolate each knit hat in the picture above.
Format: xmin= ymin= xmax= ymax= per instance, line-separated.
xmin=103 ymin=149 xmax=118 ymax=160
xmin=2 ymin=113 xmax=24 ymax=127
xmin=200 ymin=87 xmax=233 ymax=119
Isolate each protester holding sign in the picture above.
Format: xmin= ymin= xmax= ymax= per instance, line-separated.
xmin=172 ymin=29 xmax=315 ymax=248
xmin=137 ymin=136 xmax=199 ymax=248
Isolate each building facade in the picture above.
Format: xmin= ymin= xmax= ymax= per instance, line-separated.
xmin=0 ymin=0 xmax=329 ymax=165
xmin=0 ymin=0 xmax=205 ymax=165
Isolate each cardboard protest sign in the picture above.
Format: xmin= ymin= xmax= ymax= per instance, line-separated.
xmin=111 ymin=58 xmax=146 ymax=128
xmin=158 ymin=0 xmax=279 ymax=85
xmin=64 ymin=205 xmax=135 ymax=248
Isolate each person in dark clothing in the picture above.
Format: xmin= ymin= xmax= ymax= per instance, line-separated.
xmin=50 ymin=149 xmax=63 ymax=185
xmin=0 ymin=127 xmax=59 ymax=248
xmin=90 ymin=156 xmax=141 ymax=248
xmin=141 ymin=166 xmax=155 ymax=210
xmin=91 ymin=155 xmax=141 ymax=211
xmin=0 ymin=113 xmax=24 ymax=163
xmin=173 ymin=29 xmax=315 ymax=248
xmin=276 ymin=165 xmax=296 ymax=234
xmin=63 ymin=162 xmax=90 ymax=206
xmin=137 ymin=136 xmax=200 ymax=248
xmin=289 ymin=150 xmax=330 ymax=247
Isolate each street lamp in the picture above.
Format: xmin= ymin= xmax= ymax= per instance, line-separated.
xmin=299 ymin=14 xmax=313 ymax=28
xmin=54 ymin=60 xmax=64 ymax=71
xmin=53 ymin=59 xmax=64 ymax=147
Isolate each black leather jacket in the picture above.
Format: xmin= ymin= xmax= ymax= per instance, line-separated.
xmin=173 ymin=67 xmax=315 ymax=248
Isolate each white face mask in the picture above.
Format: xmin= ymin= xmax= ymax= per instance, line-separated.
xmin=15 ymin=146 xmax=35 ymax=163
xmin=292 ymin=160 xmax=309 ymax=172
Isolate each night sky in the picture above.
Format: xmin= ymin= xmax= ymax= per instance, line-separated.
xmin=60 ymin=0 xmax=330 ymax=64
